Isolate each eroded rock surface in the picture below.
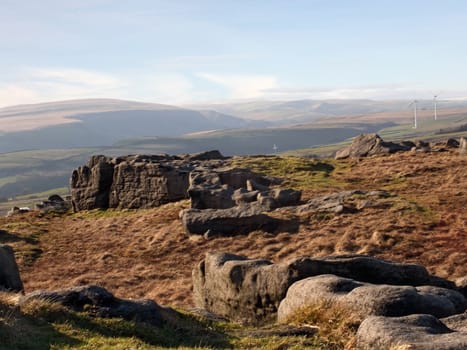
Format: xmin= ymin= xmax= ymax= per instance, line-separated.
xmin=181 ymin=204 xmax=280 ymax=237
xmin=357 ymin=314 xmax=467 ymax=350
xmin=0 ymin=245 xmax=23 ymax=292
xmin=277 ymin=275 xmax=466 ymax=322
xmin=192 ymin=252 xmax=452 ymax=324
xmin=70 ymin=151 xmax=229 ymax=211
xmin=19 ymin=285 xmax=174 ymax=326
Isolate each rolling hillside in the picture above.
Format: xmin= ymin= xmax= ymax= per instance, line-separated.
xmin=0 ymin=99 xmax=267 ymax=153
xmin=0 ymin=98 xmax=466 ymax=203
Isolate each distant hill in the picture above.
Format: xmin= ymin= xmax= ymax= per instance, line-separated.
xmin=0 ymin=99 xmax=269 ymax=152
xmin=188 ymin=99 xmax=467 ymax=125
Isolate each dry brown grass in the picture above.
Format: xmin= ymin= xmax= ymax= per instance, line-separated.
xmin=0 ymin=149 xmax=465 ymax=313
xmin=280 ymin=299 xmax=363 ymax=350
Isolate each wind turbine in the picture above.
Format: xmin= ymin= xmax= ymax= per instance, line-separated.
xmin=409 ymin=100 xmax=418 ymax=129
xmin=273 ymin=144 xmax=278 ymax=153
xmin=433 ymin=95 xmax=438 ymax=120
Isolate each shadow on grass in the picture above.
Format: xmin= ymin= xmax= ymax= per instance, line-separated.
xmin=0 ymin=312 xmax=81 ymax=350
xmin=0 ymin=229 xmax=38 ymax=245
xmin=38 ymin=307 xmax=232 ymax=349
xmin=311 ymin=162 xmax=335 ymax=174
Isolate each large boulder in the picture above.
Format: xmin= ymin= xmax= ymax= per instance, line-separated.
xmin=192 ymin=252 xmax=291 ymax=324
xmin=357 ymin=314 xmax=467 ymax=350
xmin=19 ymin=285 xmax=173 ymax=326
xmin=109 ymin=161 xmax=190 ymax=209
xmin=0 ymin=245 xmax=23 ymax=292
xmin=192 ymin=252 xmax=452 ymax=324
xmin=335 ymin=134 xmax=413 ymax=159
xmin=277 ymin=275 xmax=466 ymax=322
xmin=181 ymin=204 xmax=280 ymax=236
xmin=70 ymin=155 xmax=115 ymax=211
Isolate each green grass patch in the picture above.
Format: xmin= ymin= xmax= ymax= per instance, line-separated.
xmin=232 ymin=156 xmax=348 ymax=190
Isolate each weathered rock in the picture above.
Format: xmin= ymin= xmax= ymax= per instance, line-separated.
xmin=272 ymin=188 xmax=301 ymax=207
xmin=192 ymin=252 xmax=451 ymax=324
xmin=277 ymin=275 xmax=466 ymax=322
xmin=357 ymin=314 xmax=467 ymax=350
xmin=189 ymin=185 xmax=235 ymax=209
xmin=232 ymin=188 xmax=259 ymax=205
xmin=19 ymin=285 xmax=173 ymax=326
xmin=71 ymin=151 xmax=232 ymax=211
xmin=35 ymin=194 xmax=71 ymax=213
xmin=184 ymin=150 xmax=226 ymax=161
xmin=0 ymin=245 xmax=23 ymax=292
xmin=217 ymin=168 xmax=267 ymax=190
xmin=295 ymin=190 xmax=389 ymax=214
xmin=442 ymin=312 xmax=467 ymax=332
xmin=71 ymin=156 xmax=115 ymax=211
xmin=456 ymin=276 xmax=467 ymax=298
xmin=192 ymin=252 xmax=290 ymax=324
xmin=109 ymin=161 xmax=190 ymax=209
xmin=246 ymin=179 xmax=270 ymax=192
xmin=6 ymin=206 xmax=30 ymax=217
xmin=188 ymin=171 xmax=234 ymax=209
xmin=335 ymin=134 xmax=413 ymax=159
xmin=447 ymin=138 xmax=460 ymax=148
xmin=460 ymin=137 xmax=467 ymax=154
xmin=181 ymin=204 xmax=279 ymax=236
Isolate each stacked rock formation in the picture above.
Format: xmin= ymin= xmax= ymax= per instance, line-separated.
xmin=70 ymin=151 xmax=228 ymax=211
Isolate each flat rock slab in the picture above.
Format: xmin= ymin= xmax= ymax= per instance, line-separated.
xmin=19 ymin=285 xmax=174 ymax=326
xmin=357 ymin=314 xmax=467 ymax=350
xmin=277 ymin=275 xmax=466 ymax=323
xmin=181 ymin=204 xmax=280 ymax=236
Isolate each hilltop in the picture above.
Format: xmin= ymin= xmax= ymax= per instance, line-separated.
xmin=0 ymin=144 xmax=465 ymax=349
xmin=6 ymin=147 xmax=464 ymax=303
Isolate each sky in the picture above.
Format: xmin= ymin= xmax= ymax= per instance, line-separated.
xmin=1 ymin=0 xmax=467 ymax=107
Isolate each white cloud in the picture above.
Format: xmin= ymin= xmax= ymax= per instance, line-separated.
xmin=197 ymin=73 xmax=278 ymax=99
xmin=133 ymin=73 xmax=195 ymax=104
xmin=0 ymin=85 xmax=39 ymax=107
xmin=29 ymin=67 xmax=121 ymax=87
xmin=0 ymin=67 xmax=125 ymax=107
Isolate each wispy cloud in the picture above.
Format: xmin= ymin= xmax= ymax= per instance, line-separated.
xmin=197 ymin=73 xmax=278 ymax=99
xmin=0 ymin=67 xmax=125 ymax=107
xmin=261 ymin=84 xmax=467 ymax=101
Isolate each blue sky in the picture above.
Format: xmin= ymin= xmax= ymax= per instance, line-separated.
xmin=1 ymin=0 xmax=467 ymax=106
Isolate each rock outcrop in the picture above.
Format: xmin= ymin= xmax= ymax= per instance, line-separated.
xmin=277 ymin=275 xmax=466 ymax=322
xmin=335 ymin=134 xmax=416 ymax=159
xmin=192 ymin=252 xmax=453 ymax=324
xmin=19 ymin=285 xmax=175 ymax=326
xmin=0 ymin=245 xmax=23 ymax=292
xmin=357 ymin=314 xmax=467 ymax=350
xmin=70 ymin=151 xmax=229 ymax=211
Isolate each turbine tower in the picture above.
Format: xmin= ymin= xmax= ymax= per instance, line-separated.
xmin=433 ymin=95 xmax=438 ymax=120
xmin=409 ymin=100 xmax=418 ymax=129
